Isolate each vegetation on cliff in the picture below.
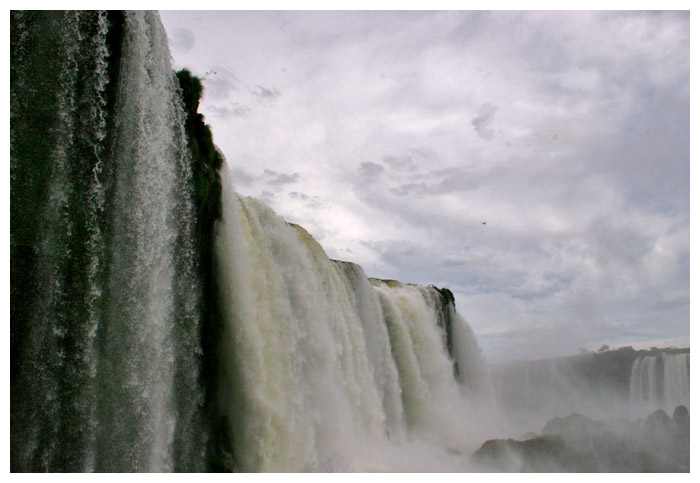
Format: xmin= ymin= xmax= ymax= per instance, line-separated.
xmin=174 ymin=68 xmax=230 ymax=471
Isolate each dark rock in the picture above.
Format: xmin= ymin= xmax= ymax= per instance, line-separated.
xmin=175 ymin=68 xmax=227 ymax=471
xmin=672 ymin=405 xmax=689 ymax=429
xmin=472 ymin=408 xmax=690 ymax=472
xmin=519 ymin=432 xmax=538 ymax=440
xmin=470 ymin=435 xmax=594 ymax=472
xmin=542 ymin=412 xmax=615 ymax=449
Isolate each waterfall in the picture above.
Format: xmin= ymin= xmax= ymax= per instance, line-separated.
xmin=452 ymin=310 xmax=496 ymax=406
xmin=630 ymin=353 xmax=689 ymax=415
xmin=662 ymin=353 xmax=690 ymax=410
xmin=630 ymin=356 xmax=661 ymax=410
xmin=11 ymin=11 xmax=205 ymax=472
xmin=11 ymin=11 xmax=112 ymax=472
xmin=214 ymin=165 xmax=495 ymax=471
xmin=216 ymin=188 xmax=386 ymax=471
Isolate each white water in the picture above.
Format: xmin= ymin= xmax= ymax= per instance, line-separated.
xmin=215 ymin=165 xmax=497 ymax=471
xmin=663 ymin=353 xmax=690 ymax=411
xmin=452 ymin=311 xmax=496 ymax=407
xmin=630 ymin=353 xmax=689 ymax=416
xmin=11 ymin=11 xmax=204 ymax=472
xmin=98 ymin=12 xmax=206 ymax=472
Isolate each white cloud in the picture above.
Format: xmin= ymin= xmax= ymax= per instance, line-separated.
xmin=160 ymin=10 xmax=689 ymax=364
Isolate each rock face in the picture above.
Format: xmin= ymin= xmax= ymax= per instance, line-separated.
xmin=470 ymin=406 xmax=690 ymax=472
xmin=174 ymin=68 xmax=227 ymax=472
xmin=673 ymin=405 xmax=689 ymax=427
xmin=470 ymin=435 xmax=578 ymax=472
xmin=542 ymin=412 xmax=615 ymax=449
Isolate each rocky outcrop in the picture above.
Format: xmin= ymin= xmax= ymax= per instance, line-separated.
xmin=175 ymin=69 xmax=228 ymax=471
xmin=471 ymin=406 xmax=690 ymax=472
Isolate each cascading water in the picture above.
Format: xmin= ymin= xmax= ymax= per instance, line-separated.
xmin=630 ymin=353 xmax=689 ymax=415
xmin=11 ymin=11 xmax=205 ymax=472
xmin=452 ymin=309 xmax=496 ymax=406
xmin=371 ymin=280 xmax=495 ymax=443
xmin=214 ymin=165 xmax=496 ymax=471
xmin=630 ymin=356 xmax=661 ymax=411
xmin=662 ymin=353 xmax=690 ymax=410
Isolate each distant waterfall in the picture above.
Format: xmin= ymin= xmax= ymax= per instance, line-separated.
xmin=630 ymin=353 xmax=689 ymax=415
xmin=11 ymin=11 xmax=205 ymax=472
xmin=215 ymin=168 xmax=495 ymax=471
xmin=630 ymin=356 xmax=662 ymax=408
xmin=663 ymin=353 xmax=690 ymax=409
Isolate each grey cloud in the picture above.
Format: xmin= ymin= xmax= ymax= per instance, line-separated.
xmin=289 ymin=191 xmax=323 ymax=209
xmin=510 ymin=272 xmax=575 ymax=301
xmin=447 ymin=11 xmax=495 ymax=43
xmin=584 ymin=216 xmax=656 ymax=270
xmin=360 ymin=239 xmax=530 ymax=297
xmin=204 ymin=68 xmax=240 ymax=100
xmin=358 ymin=161 xmax=384 ymax=178
xmin=231 ymin=103 xmax=252 ymax=116
xmin=382 ymin=155 xmax=419 ymax=172
xmin=251 ymin=85 xmax=282 ymax=99
xmin=229 ymin=166 xmax=254 ymax=186
xmin=367 ymin=242 xmax=578 ymax=329
xmin=408 ymin=146 xmax=438 ymax=160
xmin=439 ymin=261 xmax=534 ymax=298
xmin=263 ymin=169 xmax=299 ymax=186
xmin=208 ymin=102 xmax=252 ymax=118
xmin=169 ymin=28 xmax=195 ymax=52
xmin=432 ymin=164 xmax=506 ymax=193
xmin=389 ymin=164 xmax=507 ymax=196
xmin=258 ymin=190 xmax=275 ymax=205
xmin=477 ymin=322 xmax=619 ymax=365
xmin=289 ymin=191 xmax=310 ymax=201
xmin=471 ymin=103 xmax=498 ymax=140
xmin=390 ymin=183 xmax=427 ymax=197
xmin=648 ymin=295 xmax=689 ymax=313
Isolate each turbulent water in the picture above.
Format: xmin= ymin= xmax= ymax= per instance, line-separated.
xmin=11 ymin=11 xmax=205 ymax=472
xmin=214 ymin=174 xmax=496 ymax=471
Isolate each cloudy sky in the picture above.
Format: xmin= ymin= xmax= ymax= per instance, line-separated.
xmin=159 ymin=10 xmax=689 ymax=364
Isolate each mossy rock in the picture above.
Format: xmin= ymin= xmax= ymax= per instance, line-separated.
xmin=175 ymin=67 xmax=228 ymax=472
xmin=368 ymin=277 xmax=403 ymax=288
